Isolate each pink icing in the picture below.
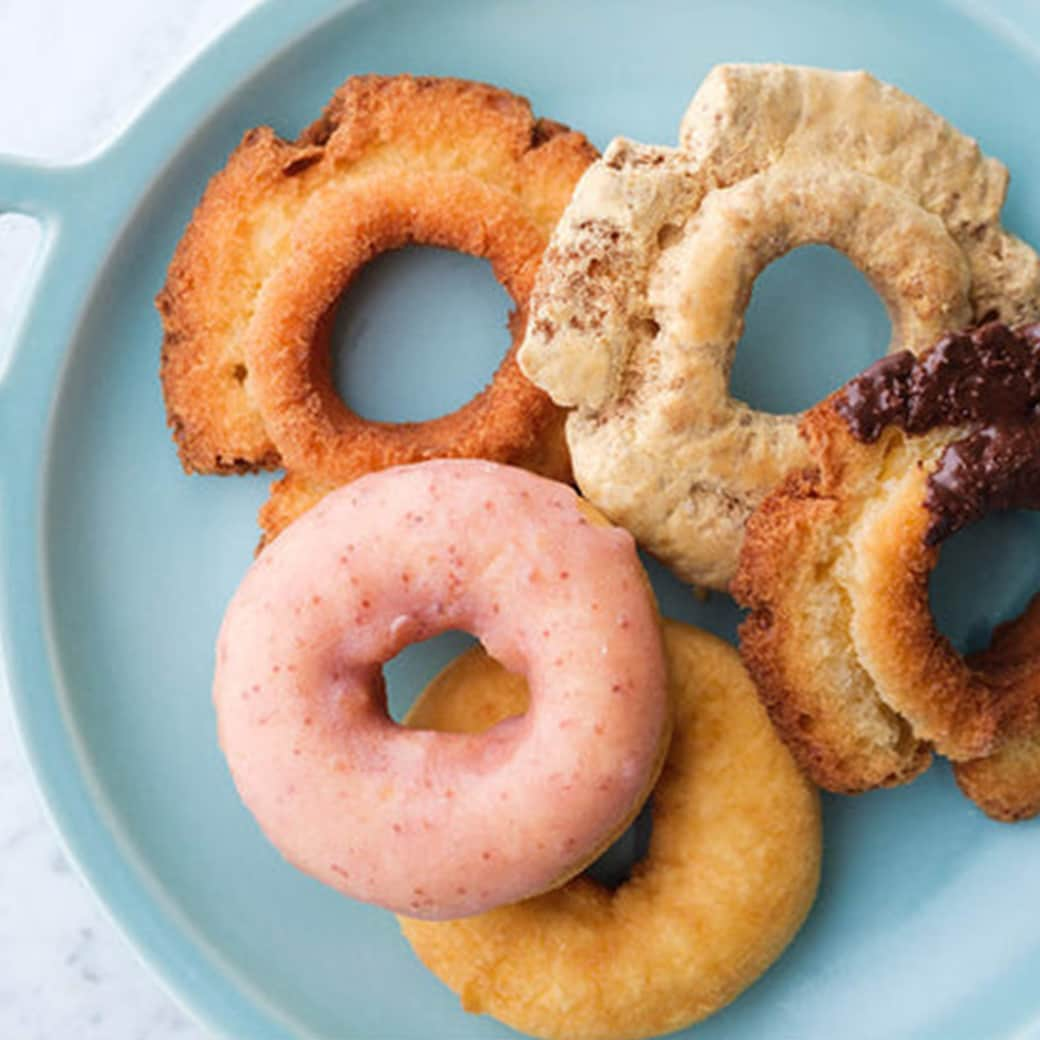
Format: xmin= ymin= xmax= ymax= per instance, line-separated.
xmin=214 ymin=460 xmax=668 ymax=919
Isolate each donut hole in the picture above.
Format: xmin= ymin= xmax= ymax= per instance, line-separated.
xmin=929 ymin=510 xmax=1040 ymax=655
xmin=730 ymin=244 xmax=890 ymax=415
xmin=329 ymin=245 xmax=513 ymax=423
xmin=383 ymin=630 xmax=484 ymax=729
xmin=585 ymin=797 xmax=653 ymax=890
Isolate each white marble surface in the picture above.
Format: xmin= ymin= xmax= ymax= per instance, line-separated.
xmin=0 ymin=3 xmax=260 ymax=1036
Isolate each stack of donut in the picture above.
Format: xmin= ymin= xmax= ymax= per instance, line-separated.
xmin=520 ymin=63 xmax=1040 ymax=590
xmin=159 ymin=64 xmax=1040 ymax=1040
xmin=213 ymin=460 xmax=821 ymax=1040
xmin=519 ymin=63 xmax=1040 ymax=823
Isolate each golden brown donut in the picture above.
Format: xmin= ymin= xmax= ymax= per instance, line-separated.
xmin=733 ymin=322 xmax=1040 ymax=819
xmin=246 ymin=175 xmax=552 ymax=487
xmin=253 ymin=409 xmax=570 ymax=549
xmin=254 ymin=359 xmax=571 ymax=549
xmin=955 ymin=596 xmax=1040 ymax=821
xmin=158 ymin=75 xmax=596 ymax=487
xmin=398 ymin=621 xmax=821 ymax=1040
xmin=519 ymin=63 xmax=1040 ymax=590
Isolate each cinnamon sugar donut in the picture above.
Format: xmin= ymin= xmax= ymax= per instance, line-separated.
xmin=734 ymin=323 xmax=1040 ymax=819
xmin=519 ymin=64 xmax=1040 ymax=589
xmin=399 ymin=621 xmax=821 ymax=1040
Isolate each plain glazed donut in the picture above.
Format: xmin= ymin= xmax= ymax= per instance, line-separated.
xmin=734 ymin=323 xmax=1040 ymax=819
xmin=399 ymin=621 xmax=822 ymax=1040
xmin=158 ymin=75 xmax=596 ymax=548
xmin=519 ymin=63 xmax=1040 ymax=590
xmin=214 ymin=460 xmax=671 ymax=918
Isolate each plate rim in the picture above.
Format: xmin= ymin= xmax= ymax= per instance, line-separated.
xmin=0 ymin=2 xmax=364 ymax=1037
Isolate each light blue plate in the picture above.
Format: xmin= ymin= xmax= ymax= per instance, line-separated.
xmin=2 ymin=1 xmax=1040 ymax=1037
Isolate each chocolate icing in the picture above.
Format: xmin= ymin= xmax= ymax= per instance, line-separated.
xmin=835 ymin=322 xmax=1040 ymax=545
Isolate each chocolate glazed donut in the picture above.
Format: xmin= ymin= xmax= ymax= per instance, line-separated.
xmin=734 ymin=323 xmax=1040 ymax=819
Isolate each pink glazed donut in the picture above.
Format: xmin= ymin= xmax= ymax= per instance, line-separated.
xmin=214 ymin=460 xmax=670 ymax=920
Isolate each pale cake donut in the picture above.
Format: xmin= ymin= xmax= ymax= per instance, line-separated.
xmin=399 ymin=621 xmax=822 ymax=1040
xmin=519 ymin=63 xmax=1040 ymax=590
xmin=734 ymin=323 xmax=1040 ymax=820
xmin=214 ymin=460 xmax=671 ymax=919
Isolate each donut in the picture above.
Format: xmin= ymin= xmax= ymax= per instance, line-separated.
xmin=955 ymin=595 xmax=1040 ymax=821
xmin=256 ymin=471 xmax=337 ymax=551
xmin=253 ymin=400 xmax=570 ymax=550
xmin=518 ymin=63 xmax=1040 ymax=590
xmin=213 ymin=460 xmax=671 ymax=918
xmin=157 ymin=74 xmax=596 ymax=491
xmin=733 ymin=322 xmax=1040 ymax=818
xmin=399 ymin=621 xmax=821 ymax=1040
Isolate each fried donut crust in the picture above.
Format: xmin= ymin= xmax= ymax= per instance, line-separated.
xmin=733 ymin=328 xmax=1040 ymax=817
xmin=158 ymin=75 xmax=596 ymax=478
xmin=952 ymin=594 xmax=1040 ymax=821
xmin=519 ymin=63 xmax=1040 ymax=590
xmin=256 ymin=397 xmax=570 ymax=549
xmin=398 ymin=621 xmax=821 ymax=1040
xmin=734 ymin=439 xmax=935 ymax=793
